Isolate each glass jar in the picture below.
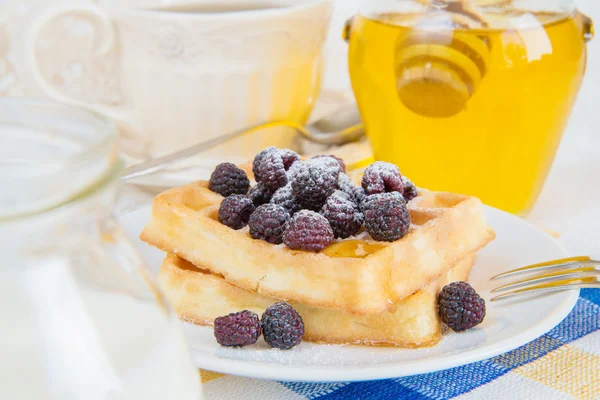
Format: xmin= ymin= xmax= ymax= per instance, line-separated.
xmin=347 ymin=0 xmax=593 ymax=215
xmin=0 ymin=99 xmax=201 ymax=399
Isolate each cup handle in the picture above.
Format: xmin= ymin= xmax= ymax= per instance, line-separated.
xmin=26 ymin=5 xmax=147 ymax=153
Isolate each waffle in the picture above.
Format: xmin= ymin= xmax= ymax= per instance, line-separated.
xmin=160 ymin=253 xmax=476 ymax=347
xmin=141 ymin=179 xmax=494 ymax=315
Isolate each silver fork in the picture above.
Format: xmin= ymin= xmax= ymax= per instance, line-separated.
xmin=489 ymin=256 xmax=600 ymax=302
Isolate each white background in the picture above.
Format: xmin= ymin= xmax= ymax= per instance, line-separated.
xmin=323 ymin=0 xmax=600 ymax=258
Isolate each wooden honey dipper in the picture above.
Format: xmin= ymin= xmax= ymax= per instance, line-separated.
xmin=395 ymin=0 xmax=499 ymax=117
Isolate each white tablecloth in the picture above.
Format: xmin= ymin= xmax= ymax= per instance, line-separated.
xmin=525 ymin=0 xmax=600 ymax=259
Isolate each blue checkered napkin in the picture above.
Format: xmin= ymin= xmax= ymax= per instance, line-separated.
xmin=282 ymin=289 xmax=599 ymax=400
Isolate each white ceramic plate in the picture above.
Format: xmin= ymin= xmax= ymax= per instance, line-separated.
xmin=120 ymin=206 xmax=578 ymax=382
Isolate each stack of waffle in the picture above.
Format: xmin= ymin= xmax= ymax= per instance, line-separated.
xmin=141 ymin=168 xmax=495 ymax=348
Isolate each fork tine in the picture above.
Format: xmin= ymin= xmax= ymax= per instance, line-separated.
xmin=490 ymin=278 xmax=600 ymax=302
xmin=491 ymin=267 xmax=600 ymax=293
xmin=490 ymin=256 xmax=597 ymax=280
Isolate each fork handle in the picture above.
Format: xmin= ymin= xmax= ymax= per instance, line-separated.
xmin=491 ymin=282 xmax=600 ymax=302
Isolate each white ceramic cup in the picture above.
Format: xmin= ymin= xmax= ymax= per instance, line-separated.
xmin=26 ymin=0 xmax=333 ymax=176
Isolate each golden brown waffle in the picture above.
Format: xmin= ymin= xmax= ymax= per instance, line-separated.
xmin=160 ymin=253 xmax=476 ymax=347
xmin=141 ymin=181 xmax=494 ymax=315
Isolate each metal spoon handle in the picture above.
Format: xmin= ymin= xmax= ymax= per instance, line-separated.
xmin=120 ymin=122 xmax=270 ymax=181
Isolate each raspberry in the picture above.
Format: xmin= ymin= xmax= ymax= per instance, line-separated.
xmin=402 ymin=176 xmax=418 ymax=202
xmin=361 ymin=162 xmax=404 ymax=196
xmin=209 ymin=163 xmax=250 ymax=197
xmin=271 ymin=184 xmax=302 ymax=216
xmin=252 ymin=147 xmax=277 ymax=182
xmin=214 ymin=310 xmax=261 ymax=347
xmin=311 ymin=155 xmax=346 ymax=173
xmin=330 ymin=189 xmax=353 ymax=202
xmin=249 ymin=204 xmax=290 ymax=244
xmin=336 ymin=173 xmax=355 ymax=199
xmin=337 ymin=173 xmax=367 ymax=206
xmin=261 ymin=302 xmax=304 ymax=350
xmin=284 ymin=210 xmax=334 ymax=252
xmin=361 ymin=192 xmax=405 ymax=212
xmin=257 ymin=150 xmax=288 ymax=192
xmin=320 ymin=193 xmax=364 ymax=239
xmin=218 ymin=195 xmax=255 ymax=230
xmin=253 ymin=147 xmax=299 ymax=181
xmin=286 ymin=160 xmax=303 ymax=181
xmin=248 ymin=183 xmax=272 ymax=207
xmin=353 ymin=186 xmax=367 ymax=208
xmin=279 ymin=149 xmax=301 ymax=170
xmin=291 ymin=163 xmax=338 ymax=211
xmin=438 ymin=282 xmax=486 ymax=332
xmin=363 ymin=193 xmax=411 ymax=242
xmin=306 ymin=156 xmax=342 ymax=177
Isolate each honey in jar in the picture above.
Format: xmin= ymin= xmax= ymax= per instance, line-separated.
xmin=348 ymin=0 xmax=593 ymax=214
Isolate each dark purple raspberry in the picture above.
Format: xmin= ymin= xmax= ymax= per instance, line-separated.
xmin=214 ymin=310 xmax=261 ymax=347
xmin=209 ymin=162 xmax=250 ymax=197
xmin=353 ymin=186 xmax=367 ymax=208
xmin=248 ymin=183 xmax=273 ymax=207
xmin=291 ymin=163 xmax=338 ymax=211
xmin=337 ymin=173 xmax=354 ymax=196
xmin=402 ymin=176 xmax=418 ymax=202
xmin=261 ymin=302 xmax=304 ymax=350
xmin=252 ymin=147 xmax=277 ymax=182
xmin=311 ymin=154 xmax=346 ymax=173
xmin=257 ymin=150 xmax=288 ymax=192
xmin=335 ymin=174 xmax=368 ymax=208
xmin=279 ymin=149 xmax=301 ymax=170
xmin=271 ymin=184 xmax=302 ymax=216
xmin=306 ymin=156 xmax=342 ymax=177
xmin=286 ymin=160 xmax=303 ymax=181
xmin=320 ymin=193 xmax=364 ymax=239
xmin=336 ymin=173 xmax=362 ymax=205
xmin=363 ymin=193 xmax=411 ymax=242
xmin=438 ymin=282 xmax=486 ymax=332
xmin=253 ymin=147 xmax=299 ymax=182
xmin=249 ymin=204 xmax=290 ymax=244
xmin=284 ymin=210 xmax=334 ymax=252
xmin=330 ymin=189 xmax=353 ymax=202
xmin=218 ymin=195 xmax=255 ymax=230
xmin=361 ymin=162 xmax=404 ymax=195
xmin=361 ymin=192 xmax=405 ymax=212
